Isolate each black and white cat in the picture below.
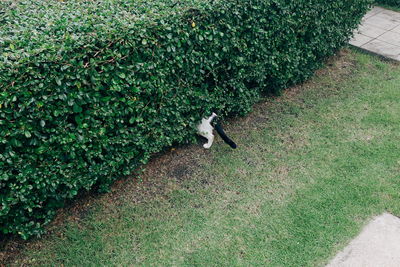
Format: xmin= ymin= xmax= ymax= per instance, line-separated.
xmin=197 ymin=113 xmax=237 ymax=149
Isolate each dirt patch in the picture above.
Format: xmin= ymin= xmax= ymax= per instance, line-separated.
xmin=0 ymin=48 xmax=361 ymax=265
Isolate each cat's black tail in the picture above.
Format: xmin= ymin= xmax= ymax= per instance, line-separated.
xmin=214 ymin=123 xmax=237 ymax=149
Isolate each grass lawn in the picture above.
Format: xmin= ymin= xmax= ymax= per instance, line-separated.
xmin=4 ymin=48 xmax=400 ymax=266
xmin=377 ymin=4 xmax=400 ymax=12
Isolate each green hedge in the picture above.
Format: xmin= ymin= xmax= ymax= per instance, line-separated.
xmin=376 ymin=0 xmax=400 ymax=8
xmin=0 ymin=0 xmax=370 ymax=239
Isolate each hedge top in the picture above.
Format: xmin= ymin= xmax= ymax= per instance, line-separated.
xmin=0 ymin=0 xmax=209 ymax=69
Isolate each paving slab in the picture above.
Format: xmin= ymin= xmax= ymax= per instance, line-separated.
xmin=326 ymin=213 xmax=400 ymax=267
xmin=377 ymin=31 xmax=400 ymax=47
xmin=377 ymin=9 xmax=400 ymax=21
xmin=350 ymin=6 xmax=400 ymax=61
xmin=364 ymin=14 xmax=400 ymax=30
xmin=349 ymin=33 xmax=373 ymax=47
xmin=358 ymin=23 xmax=387 ymax=38
xmin=362 ymin=39 xmax=400 ymax=58
xmin=363 ymin=6 xmax=385 ymax=19
xmin=391 ymin=25 xmax=400 ymax=34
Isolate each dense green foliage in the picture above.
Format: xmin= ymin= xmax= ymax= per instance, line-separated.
xmin=376 ymin=0 xmax=400 ymax=8
xmin=0 ymin=0 xmax=370 ymax=239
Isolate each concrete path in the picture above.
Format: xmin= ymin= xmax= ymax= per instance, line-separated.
xmin=326 ymin=213 xmax=400 ymax=267
xmin=350 ymin=6 xmax=400 ymax=61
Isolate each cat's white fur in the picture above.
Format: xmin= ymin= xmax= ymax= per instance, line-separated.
xmin=197 ymin=112 xmax=217 ymax=149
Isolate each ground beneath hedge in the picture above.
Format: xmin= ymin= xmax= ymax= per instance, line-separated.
xmin=1 ymin=48 xmax=400 ymax=266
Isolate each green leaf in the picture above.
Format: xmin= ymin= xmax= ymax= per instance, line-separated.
xmin=73 ymin=104 xmax=82 ymax=113
xmin=10 ymin=138 xmax=22 ymax=147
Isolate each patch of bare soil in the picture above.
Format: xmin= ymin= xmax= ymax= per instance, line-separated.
xmin=0 ymin=49 xmax=358 ymax=266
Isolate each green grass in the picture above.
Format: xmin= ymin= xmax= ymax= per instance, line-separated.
xmin=376 ymin=3 xmax=400 ymax=12
xmin=8 ymin=49 xmax=400 ymax=266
